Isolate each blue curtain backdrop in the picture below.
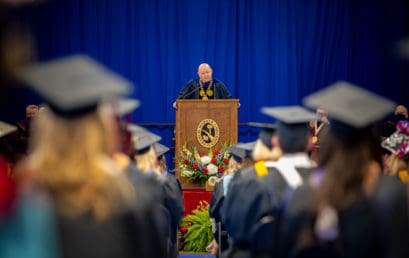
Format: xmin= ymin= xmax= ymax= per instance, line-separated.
xmin=12 ymin=0 xmax=409 ymax=162
xmin=23 ymin=0 xmax=409 ymax=121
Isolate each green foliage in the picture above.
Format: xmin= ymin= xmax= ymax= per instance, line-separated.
xmin=181 ymin=202 xmax=213 ymax=252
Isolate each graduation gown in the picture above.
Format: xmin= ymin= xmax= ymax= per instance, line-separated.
xmin=222 ymin=153 xmax=315 ymax=257
xmin=281 ymin=179 xmax=387 ymax=258
xmin=372 ymin=175 xmax=409 ymax=258
xmin=126 ymin=165 xmax=184 ymax=258
xmin=209 ymin=178 xmax=234 ymax=253
xmin=58 ymin=168 xmax=167 ymax=258
xmin=176 ymin=79 xmax=232 ymax=99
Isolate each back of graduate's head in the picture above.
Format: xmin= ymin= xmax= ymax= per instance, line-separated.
xmin=15 ymin=55 xmax=137 ymax=221
xmin=246 ymin=122 xmax=282 ymax=161
xmin=17 ymin=55 xmax=133 ymax=156
xmin=276 ymin=122 xmax=310 ymax=153
xmin=128 ymin=124 xmax=163 ymax=176
xmin=304 ymin=81 xmax=394 ymax=169
xmin=227 ymin=141 xmax=256 ymax=173
xmin=304 ymin=81 xmax=394 ymax=207
xmin=261 ymin=106 xmax=315 ymax=154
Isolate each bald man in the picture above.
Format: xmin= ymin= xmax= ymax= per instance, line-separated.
xmin=173 ymin=63 xmax=232 ymax=108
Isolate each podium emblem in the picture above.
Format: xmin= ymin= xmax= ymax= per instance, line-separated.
xmin=196 ymin=119 xmax=220 ymax=148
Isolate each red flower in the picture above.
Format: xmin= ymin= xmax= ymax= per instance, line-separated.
xmin=202 ymin=168 xmax=209 ymax=174
xmin=223 ymin=159 xmax=229 ymax=165
xmin=183 ymin=159 xmax=189 ymax=165
xmin=180 ymin=225 xmax=187 ymax=234
xmin=218 ymin=166 xmax=225 ymax=173
xmin=199 ymin=153 xmax=203 ymax=157
xmin=192 ymin=163 xmax=199 ymax=169
xmin=214 ymin=150 xmax=220 ymax=156
xmin=211 ymin=158 xmax=217 ymax=164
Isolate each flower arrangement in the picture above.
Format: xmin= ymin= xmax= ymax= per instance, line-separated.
xmin=178 ymin=142 xmax=231 ymax=186
xmin=179 ymin=201 xmax=213 ymax=252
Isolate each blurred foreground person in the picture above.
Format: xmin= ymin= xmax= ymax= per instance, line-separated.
xmin=14 ymin=55 xmax=167 ymax=258
xmin=282 ymin=82 xmax=396 ymax=258
xmin=207 ymin=141 xmax=256 ymax=256
xmin=222 ymin=107 xmax=316 ymax=258
xmin=127 ymin=125 xmax=184 ymax=258
xmin=1 ymin=120 xmax=58 ymax=258
xmin=374 ymin=120 xmax=409 ymax=258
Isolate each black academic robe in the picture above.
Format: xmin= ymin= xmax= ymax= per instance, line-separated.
xmin=57 ymin=191 xmax=167 ymax=258
xmin=222 ymin=154 xmax=314 ymax=258
xmin=177 ymin=79 xmax=232 ymax=99
xmin=162 ymin=172 xmax=185 ymax=248
xmin=281 ymin=185 xmax=387 ymax=258
xmin=126 ymin=165 xmax=184 ymax=258
xmin=372 ymin=175 xmax=409 ymax=258
xmin=209 ymin=180 xmax=230 ymax=252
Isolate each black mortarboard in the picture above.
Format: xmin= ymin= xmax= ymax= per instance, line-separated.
xmin=261 ymin=106 xmax=315 ymax=153
xmin=128 ymin=124 xmax=161 ymax=154
xmin=303 ymin=81 xmax=395 ymax=139
xmin=17 ymin=55 xmax=132 ymax=117
xmin=113 ymin=98 xmax=140 ymax=116
xmin=247 ymin=122 xmax=276 ymax=149
xmin=261 ymin=106 xmax=316 ymax=125
xmin=154 ymin=143 xmax=170 ymax=157
xmin=0 ymin=121 xmax=16 ymax=138
xmin=227 ymin=141 xmax=256 ymax=163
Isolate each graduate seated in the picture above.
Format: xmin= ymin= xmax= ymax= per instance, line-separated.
xmin=222 ymin=106 xmax=316 ymax=258
xmin=127 ymin=125 xmax=184 ymax=258
xmin=14 ymin=54 xmax=167 ymax=258
xmin=282 ymin=81 xmax=397 ymax=258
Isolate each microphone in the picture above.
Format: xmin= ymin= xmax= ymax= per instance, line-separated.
xmin=173 ymin=83 xmax=200 ymax=109
xmin=178 ymin=84 xmax=200 ymax=99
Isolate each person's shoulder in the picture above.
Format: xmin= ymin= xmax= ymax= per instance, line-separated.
xmin=186 ymin=79 xmax=198 ymax=85
xmin=213 ymin=78 xmax=225 ymax=85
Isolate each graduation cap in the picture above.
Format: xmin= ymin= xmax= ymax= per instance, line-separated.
xmin=246 ymin=122 xmax=276 ymax=149
xmin=261 ymin=106 xmax=315 ymax=153
xmin=16 ymin=54 xmax=132 ymax=117
xmin=154 ymin=143 xmax=170 ymax=157
xmin=0 ymin=121 xmax=16 ymax=138
xmin=303 ymin=81 xmax=395 ymax=139
xmin=128 ymin=124 xmax=162 ymax=155
xmin=113 ymin=98 xmax=140 ymax=117
xmin=227 ymin=141 xmax=256 ymax=163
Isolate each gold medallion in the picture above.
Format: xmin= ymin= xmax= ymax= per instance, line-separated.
xmin=312 ymin=136 xmax=318 ymax=144
xmin=196 ymin=119 xmax=220 ymax=148
xmin=199 ymin=89 xmax=205 ymax=97
xmin=207 ymin=89 xmax=214 ymax=97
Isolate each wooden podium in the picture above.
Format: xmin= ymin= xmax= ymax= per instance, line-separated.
xmin=175 ymin=99 xmax=239 ymax=187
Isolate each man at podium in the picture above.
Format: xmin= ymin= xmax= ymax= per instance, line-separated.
xmin=173 ymin=63 xmax=232 ymax=108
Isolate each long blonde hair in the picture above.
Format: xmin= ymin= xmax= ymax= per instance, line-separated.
xmin=24 ymin=105 xmax=135 ymax=221
xmin=252 ymin=139 xmax=282 ymax=162
xmin=134 ymin=146 xmax=163 ymax=178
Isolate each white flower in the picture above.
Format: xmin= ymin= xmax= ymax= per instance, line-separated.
xmin=207 ymin=163 xmax=218 ymax=175
xmin=181 ymin=170 xmax=194 ymax=177
xmin=200 ymin=156 xmax=211 ymax=165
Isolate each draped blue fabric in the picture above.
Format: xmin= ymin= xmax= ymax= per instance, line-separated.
xmin=12 ymin=0 xmax=408 ymax=169
xmin=24 ymin=0 xmax=409 ymax=125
